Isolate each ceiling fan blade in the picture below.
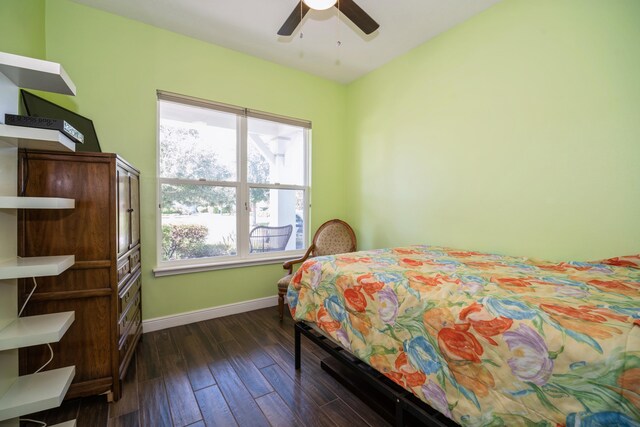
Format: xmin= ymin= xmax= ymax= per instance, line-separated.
xmin=337 ymin=0 xmax=379 ymax=35
xmin=278 ymin=1 xmax=311 ymax=36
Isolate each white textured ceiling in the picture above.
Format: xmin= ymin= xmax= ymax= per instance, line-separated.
xmin=71 ymin=0 xmax=502 ymax=84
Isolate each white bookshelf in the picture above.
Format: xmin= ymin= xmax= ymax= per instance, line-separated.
xmin=0 ymin=51 xmax=77 ymax=426
xmin=0 ymin=197 xmax=74 ymax=209
xmin=0 ymin=312 xmax=74 ymax=352
xmin=0 ymin=256 xmax=74 ymax=280
xmin=0 ymin=124 xmax=76 ymax=152
xmin=0 ymin=52 xmax=76 ymax=96
xmin=0 ymin=367 xmax=75 ymax=421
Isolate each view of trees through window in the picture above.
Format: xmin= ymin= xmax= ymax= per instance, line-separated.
xmin=158 ymin=97 xmax=308 ymax=264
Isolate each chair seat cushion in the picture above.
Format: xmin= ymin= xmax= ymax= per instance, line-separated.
xmin=278 ymin=274 xmax=293 ymax=291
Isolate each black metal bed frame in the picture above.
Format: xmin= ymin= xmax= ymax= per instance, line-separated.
xmin=294 ymin=321 xmax=458 ymax=427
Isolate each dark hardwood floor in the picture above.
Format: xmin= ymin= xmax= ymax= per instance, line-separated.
xmin=23 ymin=307 xmax=390 ymax=427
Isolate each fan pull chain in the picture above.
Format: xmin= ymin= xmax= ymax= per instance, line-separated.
xmin=300 ymin=1 xmax=304 ymax=39
xmin=299 ymin=1 xmax=305 ymax=58
xmin=336 ymin=0 xmax=342 ymax=65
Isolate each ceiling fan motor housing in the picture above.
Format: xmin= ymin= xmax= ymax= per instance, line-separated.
xmin=303 ymin=0 xmax=337 ymax=11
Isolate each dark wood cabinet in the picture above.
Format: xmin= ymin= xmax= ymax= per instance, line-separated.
xmin=18 ymin=151 xmax=142 ymax=401
xmin=117 ymin=164 xmax=140 ymax=256
xmin=130 ymin=172 xmax=140 ymax=249
xmin=117 ymin=165 xmax=131 ymax=257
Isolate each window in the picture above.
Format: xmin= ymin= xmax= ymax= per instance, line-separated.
xmin=155 ymin=91 xmax=310 ymax=274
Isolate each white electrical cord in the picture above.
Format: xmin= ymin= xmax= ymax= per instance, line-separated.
xmin=18 ymin=277 xmax=38 ymax=317
xmin=34 ymin=343 xmax=54 ymax=374
xmin=17 ymin=277 xmax=56 ymax=375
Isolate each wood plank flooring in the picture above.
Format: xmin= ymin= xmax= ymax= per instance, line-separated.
xmin=23 ymin=307 xmax=390 ymax=427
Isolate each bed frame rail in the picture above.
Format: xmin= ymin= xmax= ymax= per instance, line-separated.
xmin=295 ymin=321 xmax=457 ymax=427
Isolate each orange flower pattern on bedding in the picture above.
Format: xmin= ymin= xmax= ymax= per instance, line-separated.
xmin=287 ymin=246 xmax=640 ymax=426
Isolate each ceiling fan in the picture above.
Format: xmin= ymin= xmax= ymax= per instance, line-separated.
xmin=278 ymin=0 xmax=379 ymax=36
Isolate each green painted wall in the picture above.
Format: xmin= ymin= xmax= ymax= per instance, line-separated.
xmin=39 ymin=0 xmax=348 ymax=319
xmin=0 ymin=0 xmax=45 ymax=59
xmin=346 ymin=0 xmax=640 ymax=261
xmin=4 ymin=0 xmax=639 ymax=319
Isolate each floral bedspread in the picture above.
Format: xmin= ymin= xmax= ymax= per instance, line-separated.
xmin=287 ymin=246 xmax=640 ymax=427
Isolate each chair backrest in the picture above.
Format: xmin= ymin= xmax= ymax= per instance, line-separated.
xmin=312 ymin=219 xmax=357 ymax=257
xmin=249 ymin=224 xmax=293 ymax=253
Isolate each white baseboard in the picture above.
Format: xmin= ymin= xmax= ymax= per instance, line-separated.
xmin=142 ymin=295 xmax=279 ymax=333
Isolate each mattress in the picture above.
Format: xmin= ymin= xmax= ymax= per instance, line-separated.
xmin=286 ymin=245 xmax=640 ymax=427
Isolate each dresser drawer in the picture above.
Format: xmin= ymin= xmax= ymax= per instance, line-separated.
xmin=119 ymin=321 xmax=141 ymax=379
xmin=118 ymin=270 xmax=141 ymax=316
xmin=129 ymin=248 xmax=141 ymax=274
xmin=118 ymin=291 xmax=140 ymax=339
xmin=116 ymin=258 xmax=130 ymax=286
xmin=118 ymin=308 xmax=141 ymax=364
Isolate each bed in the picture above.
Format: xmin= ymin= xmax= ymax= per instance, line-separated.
xmin=286 ymin=245 xmax=640 ymax=427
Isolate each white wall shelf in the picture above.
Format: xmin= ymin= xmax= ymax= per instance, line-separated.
xmin=0 ymin=255 xmax=74 ymax=280
xmin=0 ymin=366 xmax=75 ymax=421
xmin=0 ymin=312 xmax=74 ymax=351
xmin=0 ymin=52 xmax=76 ymax=96
xmin=0 ymin=51 xmax=77 ymax=426
xmin=0 ymin=197 xmax=74 ymax=209
xmin=0 ymin=124 xmax=76 ymax=153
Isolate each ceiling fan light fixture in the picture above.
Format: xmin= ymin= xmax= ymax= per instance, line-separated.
xmin=279 ymin=0 xmax=378 ymax=37
xmin=302 ymin=0 xmax=337 ymax=11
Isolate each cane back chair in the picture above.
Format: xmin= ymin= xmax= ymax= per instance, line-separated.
xmin=277 ymin=219 xmax=357 ymax=320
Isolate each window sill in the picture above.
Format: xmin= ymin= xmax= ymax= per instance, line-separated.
xmin=153 ymin=252 xmax=304 ymax=277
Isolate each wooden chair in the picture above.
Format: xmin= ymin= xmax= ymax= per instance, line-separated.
xmin=249 ymin=224 xmax=293 ymax=253
xmin=277 ymin=219 xmax=357 ymax=320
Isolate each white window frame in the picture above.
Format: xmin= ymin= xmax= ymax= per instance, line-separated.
xmin=153 ymin=91 xmax=311 ymax=277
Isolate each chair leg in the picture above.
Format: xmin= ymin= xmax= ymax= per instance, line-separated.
xmin=278 ymin=291 xmax=284 ymax=321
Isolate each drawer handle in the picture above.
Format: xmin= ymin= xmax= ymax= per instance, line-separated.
xmin=119 ymin=265 xmax=128 ymax=277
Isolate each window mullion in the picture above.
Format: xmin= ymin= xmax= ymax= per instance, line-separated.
xmin=158 ymin=177 xmax=239 ymax=188
xmin=247 ymin=183 xmax=306 ymax=191
xmin=237 ymin=114 xmax=249 ymax=257
xmin=302 ymin=129 xmax=311 ymax=247
xmin=304 ymin=128 xmax=311 ymax=246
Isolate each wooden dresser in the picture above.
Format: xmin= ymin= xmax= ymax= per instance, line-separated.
xmin=17 ymin=150 xmax=141 ymax=401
